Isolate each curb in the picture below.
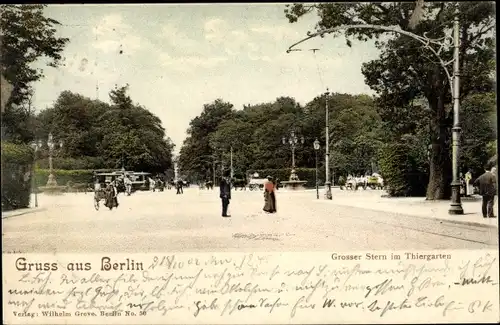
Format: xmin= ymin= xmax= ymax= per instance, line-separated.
xmin=1 ymin=207 xmax=46 ymax=220
xmin=314 ymin=200 xmax=498 ymax=230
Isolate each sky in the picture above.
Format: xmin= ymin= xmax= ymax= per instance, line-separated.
xmin=32 ymin=4 xmax=382 ymax=154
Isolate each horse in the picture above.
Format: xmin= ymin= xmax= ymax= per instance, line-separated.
xmin=232 ymin=179 xmax=247 ymax=191
xmin=371 ymin=173 xmax=384 ymax=190
xmin=346 ymin=176 xmax=357 ymax=190
xmin=355 ymin=176 xmax=368 ymax=190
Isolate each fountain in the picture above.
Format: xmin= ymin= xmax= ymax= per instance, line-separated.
xmin=38 ymin=173 xmax=66 ymax=195
xmin=280 ymin=130 xmax=307 ymax=190
xmin=38 ymin=133 xmax=65 ymax=195
xmin=280 ymin=169 xmax=307 ymax=190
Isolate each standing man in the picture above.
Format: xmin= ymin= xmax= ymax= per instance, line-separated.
xmin=474 ymin=166 xmax=497 ymax=218
xmin=220 ymin=171 xmax=231 ymax=217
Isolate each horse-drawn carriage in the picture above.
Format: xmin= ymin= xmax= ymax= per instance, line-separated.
xmin=92 ymin=170 xmax=145 ymax=210
xmin=341 ymin=174 xmax=384 ymax=191
xmin=248 ymin=177 xmax=267 ymax=191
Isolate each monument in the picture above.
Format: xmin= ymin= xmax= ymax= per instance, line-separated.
xmin=281 ymin=168 xmax=307 ymax=190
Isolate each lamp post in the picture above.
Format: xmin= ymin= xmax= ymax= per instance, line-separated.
xmin=282 ymin=131 xmax=304 ymax=181
xmin=313 ymin=138 xmax=320 ymax=199
xmin=46 ymin=132 xmax=63 ymax=187
xmin=448 ymin=6 xmax=464 ymax=215
xmin=30 ymin=139 xmax=42 ymax=207
xmin=324 ymin=89 xmax=332 ymax=200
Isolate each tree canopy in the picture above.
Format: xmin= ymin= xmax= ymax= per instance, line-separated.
xmin=178 ymin=94 xmax=385 ymax=182
xmin=1 ymin=4 xmax=69 ymax=143
xmin=35 ymin=86 xmax=175 ymax=173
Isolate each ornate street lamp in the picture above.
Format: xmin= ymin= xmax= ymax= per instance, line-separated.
xmin=30 ymin=139 xmax=43 ymax=207
xmin=324 ymin=89 xmax=332 ymax=200
xmin=282 ymin=131 xmax=304 ymax=181
xmin=313 ymin=138 xmax=320 ymax=199
xmin=46 ymin=132 xmax=63 ymax=187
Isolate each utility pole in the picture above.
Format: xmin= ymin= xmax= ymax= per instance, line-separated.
xmin=212 ymin=159 xmax=216 ymax=185
xmin=324 ymin=88 xmax=332 ymax=200
xmin=449 ymin=4 xmax=464 ymax=215
xmin=230 ymin=146 xmax=234 ymax=179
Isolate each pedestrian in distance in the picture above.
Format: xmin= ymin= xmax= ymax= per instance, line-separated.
xmin=220 ymin=171 xmax=232 ymax=217
xmin=176 ymin=179 xmax=184 ymax=194
xmin=473 ymin=166 xmax=497 ymax=218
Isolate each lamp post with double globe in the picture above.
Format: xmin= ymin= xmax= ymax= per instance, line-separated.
xmin=313 ymin=138 xmax=320 ymax=199
xmin=46 ymin=132 xmax=63 ymax=187
xmin=282 ymin=130 xmax=304 ymax=181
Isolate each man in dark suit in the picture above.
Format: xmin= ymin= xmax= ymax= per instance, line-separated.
xmin=474 ymin=166 xmax=497 ymax=218
xmin=220 ymin=171 xmax=232 ymax=217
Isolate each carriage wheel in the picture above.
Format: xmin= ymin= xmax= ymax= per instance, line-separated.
xmin=94 ymin=198 xmax=100 ymax=210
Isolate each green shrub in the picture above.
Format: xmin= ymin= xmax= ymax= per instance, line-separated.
xmin=35 ymin=169 xmax=94 ymax=188
xmin=378 ymin=142 xmax=428 ymax=197
xmin=1 ymin=142 xmax=34 ymax=211
xmin=1 ymin=141 xmax=34 ymax=165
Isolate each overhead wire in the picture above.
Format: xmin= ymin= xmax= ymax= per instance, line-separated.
xmin=312 ymin=50 xmax=326 ymax=92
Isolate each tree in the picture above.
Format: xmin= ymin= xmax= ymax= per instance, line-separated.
xmin=179 ymin=94 xmax=384 ymax=181
xmin=285 ymin=2 xmax=495 ymax=199
xmin=209 ymin=116 xmax=255 ymax=175
xmin=35 ymin=87 xmax=174 ymax=173
xmin=460 ymin=92 xmax=496 ymax=176
xmin=1 ymin=4 xmax=69 ymax=143
xmin=99 ymin=86 xmax=175 ymax=172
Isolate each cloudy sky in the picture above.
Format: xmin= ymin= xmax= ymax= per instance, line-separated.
xmin=32 ymin=4 xmax=381 ymax=153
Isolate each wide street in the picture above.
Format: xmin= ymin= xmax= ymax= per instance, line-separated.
xmin=2 ymin=187 xmax=498 ymax=253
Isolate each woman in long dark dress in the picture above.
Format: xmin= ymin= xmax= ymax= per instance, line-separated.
xmin=263 ymin=176 xmax=276 ymax=213
xmin=104 ymin=182 xmax=118 ymax=210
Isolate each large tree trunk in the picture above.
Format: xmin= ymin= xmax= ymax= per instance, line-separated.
xmin=426 ymin=93 xmax=452 ymax=200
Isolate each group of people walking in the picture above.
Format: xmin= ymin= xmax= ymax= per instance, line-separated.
xmin=219 ymin=172 xmax=277 ymax=217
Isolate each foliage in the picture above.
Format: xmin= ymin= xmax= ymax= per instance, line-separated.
xmin=247 ymin=168 xmax=326 ymax=188
xmin=378 ymin=141 xmax=428 ymax=197
xmin=178 ymin=99 xmax=235 ymax=180
xmin=1 ymin=4 xmax=69 ymax=143
xmin=1 ymin=142 xmax=34 ymax=211
xmin=1 ymin=141 xmax=34 ymax=165
xmin=34 ymin=169 xmax=94 ymax=188
xmin=35 ymin=156 xmax=105 ymax=170
xmin=35 ymin=87 xmax=175 ymax=173
xmin=285 ymin=2 xmax=495 ymax=199
xmin=179 ymin=94 xmax=385 ymax=183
